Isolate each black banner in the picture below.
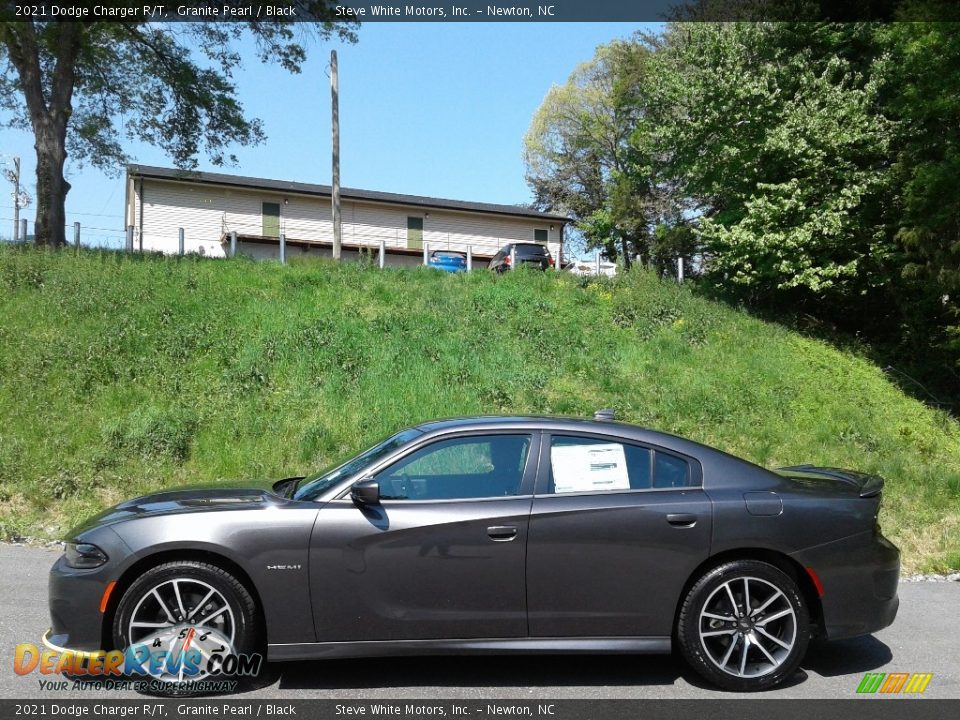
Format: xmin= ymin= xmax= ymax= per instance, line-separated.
xmin=4 ymin=0 xmax=960 ymax=23
xmin=1 ymin=700 xmax=958 ymax=720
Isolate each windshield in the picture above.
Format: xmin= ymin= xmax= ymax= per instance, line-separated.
xmin=293 ymin=428 xmax=423 ymax=501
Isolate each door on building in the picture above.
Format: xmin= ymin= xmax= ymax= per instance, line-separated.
xmin=262 ymin=202 xmax=281 ymax=238
xmin=407 ymin=216 xmax=424 ymax=250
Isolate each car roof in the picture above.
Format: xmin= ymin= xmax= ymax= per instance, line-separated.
xmin=413 ymin=415 xmax=680 ymax=446
xmin=415 ymin=415 xmax=605 ymax=431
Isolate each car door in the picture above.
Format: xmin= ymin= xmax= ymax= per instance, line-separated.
xmin=526 ymin=432 xmax=712 ymax=638
xmin=309 ymin=432 xmax=539 ymax=642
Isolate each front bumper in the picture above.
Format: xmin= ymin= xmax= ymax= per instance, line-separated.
xmin=792 ymin=530 xmax=900 ymax=641
xmin=48 ymin=551 xmax=114 ymax=652
xmin=41 ymin=628 xmax=107 ymax=659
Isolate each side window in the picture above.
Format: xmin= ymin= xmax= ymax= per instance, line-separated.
xmin=549 ymin=436 xmax=651 ymax=494
xmin=654 ymin=452 xmax=692 ymax=488
xmin=375 ymin=434 xmax=531 ymax=501
xmin=547 ymin=436 xmax=695 ymax=493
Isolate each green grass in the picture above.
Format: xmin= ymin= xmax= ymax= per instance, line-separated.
xmin=1 ymin=246 xmax=958 ymax=572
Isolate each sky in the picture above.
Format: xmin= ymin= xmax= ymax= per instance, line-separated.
xmin=0 ymin=22 xmax=660 ymax=248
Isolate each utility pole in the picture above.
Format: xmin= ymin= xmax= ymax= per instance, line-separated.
xmin=12 ymin=157 xmax=19 ymax=243
xmin=331 ymin=50 xmax=342 ymax=261
xmin=3 ymin=156 xmax=30 ymax=243
xmin=0 ymin=156 xmax=22 ymax=242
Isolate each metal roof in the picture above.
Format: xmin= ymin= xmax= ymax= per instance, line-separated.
xmin=127 ymin=165 xmax=569 ymax=223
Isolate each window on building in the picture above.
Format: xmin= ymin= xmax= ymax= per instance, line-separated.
xmin=534 ymin=228 xmax=549 ymax=244
xmin=262 ymin=202 xmax=280 ymax=238
xmin=407 ymin=216 xmax=424 ymax=250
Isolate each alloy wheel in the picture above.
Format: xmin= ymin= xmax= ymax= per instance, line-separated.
xmin=126 ymin=577 xmax=236 ymax=682
xmin=698 ymin=575 xmax=797 ymax=679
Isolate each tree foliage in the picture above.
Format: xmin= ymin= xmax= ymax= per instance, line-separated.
xmin=0 ymin=2 xmax=357 ymax=246
xmin=646 ymin=23 xmax=897 ymax=298
xmin=527 ymin=20 xmax=960 ymax=402
xmin=879 ymin=23 xmax=960 ymax=293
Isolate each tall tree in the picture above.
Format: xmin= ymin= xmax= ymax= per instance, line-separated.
xmin=524 ymin=39 xmax=653 ymax=267
xmin=0 ymin=2 xmax=357 ymax=246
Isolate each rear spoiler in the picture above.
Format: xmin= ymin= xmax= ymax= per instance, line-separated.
xmin=777 ymin=465 xmax=885 ymax=498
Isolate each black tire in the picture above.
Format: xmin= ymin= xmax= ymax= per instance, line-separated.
xmin=113 ymin=560 xmax=261 ymax=693
xmin=677 ymin=560 xmax=810 ymax=692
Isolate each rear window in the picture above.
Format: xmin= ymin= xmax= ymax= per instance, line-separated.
xmin=514 ymin=244 xmax=548 ymax=257
xmin=546 ymin=435 xmax=695 ymax=494
xmin=548 ymin=436 xmax=651 ymax=493
xmin=432 ymin=251 xmax=465 ymax=259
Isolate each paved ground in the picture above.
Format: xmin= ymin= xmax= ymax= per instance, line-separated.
xmin=1 ymin=543 xmax=957 ymax=699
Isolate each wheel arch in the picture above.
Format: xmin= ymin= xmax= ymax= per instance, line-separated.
xmin=101 ymin=549 xmax=266 ymax=651
xmin=674 ymin=548 xmax=825 ymax=640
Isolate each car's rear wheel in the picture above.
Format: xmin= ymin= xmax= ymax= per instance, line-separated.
xmin=112 ymin=560 xmax=260 ymax=690
xmin=677 ymin=560 xmax=810 ymax=691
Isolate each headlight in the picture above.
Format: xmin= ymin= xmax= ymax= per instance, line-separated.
xmin=64 ymin=542 xmax=108 ymax=569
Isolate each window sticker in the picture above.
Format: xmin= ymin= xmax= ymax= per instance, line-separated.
xmin=551 ymin=442 xmax=630 ymax=493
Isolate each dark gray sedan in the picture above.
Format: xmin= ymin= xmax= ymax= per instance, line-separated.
xmin=47 ymin=413 xmax=899 ymax=692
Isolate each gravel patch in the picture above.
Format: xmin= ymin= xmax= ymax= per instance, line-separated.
xmin=4 ymin=537 xmax=62 ymax=550
xmin=900 ymin=572 xmax=960 ymax=582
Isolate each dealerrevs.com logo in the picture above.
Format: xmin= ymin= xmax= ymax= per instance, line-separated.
xmin=856 ymin=673 xmax=934 ymax=694
xmin=15 ymin=627 xmax=262 ymax=693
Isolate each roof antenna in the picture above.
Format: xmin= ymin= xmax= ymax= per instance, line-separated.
xmin=594 ymin=408 xmax=615 ymax=421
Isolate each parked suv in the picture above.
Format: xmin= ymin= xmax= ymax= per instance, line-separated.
xmin=488 ymin=242 xmax=554 ymax=272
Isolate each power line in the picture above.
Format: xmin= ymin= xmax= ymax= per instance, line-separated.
xmin=65 ymin=210 xmax=124 ymax=219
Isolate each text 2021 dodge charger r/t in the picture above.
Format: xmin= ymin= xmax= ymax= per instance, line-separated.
xmin=47 ymin=414 xmax=899 ymax=692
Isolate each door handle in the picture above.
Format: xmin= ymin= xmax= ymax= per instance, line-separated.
xmin=666 ymin=513 xmax=697 ymax=528
xmin=487 ymin=525 xmax=518 ymax=541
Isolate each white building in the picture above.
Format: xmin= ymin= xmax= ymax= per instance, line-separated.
xmin=124 ymin=165 xmax=567 ymax=266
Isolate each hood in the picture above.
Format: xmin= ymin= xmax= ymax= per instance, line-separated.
xmin=64 ymin=479 xmax=291 ymax=538
xmin=775 ymin=465 xmax=885 ymax=498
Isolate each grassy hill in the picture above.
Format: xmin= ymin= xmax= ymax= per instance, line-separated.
xmin=1 ymin=246 xmax=958 ymax=572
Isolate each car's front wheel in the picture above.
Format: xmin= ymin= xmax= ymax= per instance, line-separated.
xmin=676 ymin=560 xmax=810 ymax=691
xmin=112 ymin=560 xmax=260 ymax=689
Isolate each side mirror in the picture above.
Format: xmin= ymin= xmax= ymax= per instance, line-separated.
xmin=351 ymin=478 xmax=380 ymax=505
